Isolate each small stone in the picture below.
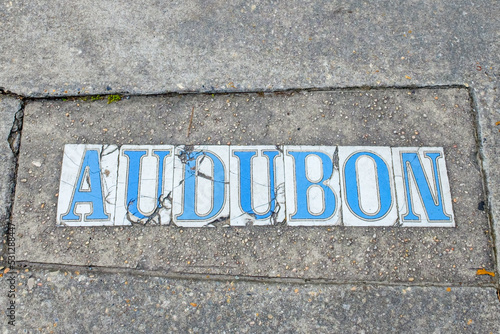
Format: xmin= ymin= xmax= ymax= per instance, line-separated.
xmin=27 ymin=277 xmax=35 ymax=290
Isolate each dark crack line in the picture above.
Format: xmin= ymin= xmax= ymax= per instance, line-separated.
xmin=127 ymin=191 xmax=173 ymax=226
xmin=2 ymin=98 xmax=25 ymax=266
xmin=7 ymin=100 xmax=24 ymax=155
xmin=100 ymin=144 xmax=118 ymax=158
xmin=11 ymin=260 xmax=500 ymax=290
xmin=63 ymin=151 xmax=81 ymax=168
xmin=231 ymin=183 xmax=286 ymax=225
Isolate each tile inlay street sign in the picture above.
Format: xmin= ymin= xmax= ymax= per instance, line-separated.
xmin=13 ymin=89 xmax=492 ymax=284
xmin=57 ymin=144 xmax=454 ymax=227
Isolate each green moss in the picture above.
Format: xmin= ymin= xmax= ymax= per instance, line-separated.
xmin=90 ymin=95 xmax=103 ymax=101
xmin=59 ymin=94 xmax=121 ymax=103
xmin=107 ymin=94 xmax=122 ymax=104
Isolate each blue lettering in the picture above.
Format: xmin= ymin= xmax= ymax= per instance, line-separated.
xmin=62 ymin=149 xmax=109 ymax=221
xmin=344 ymin=152 xmax=392 ymax=220
xmin=177 ymin=151 xmax=226 ymax=221
xmin=401 ymin=152 xmax=451 ymax=221
xmin=289 ymin=151 xmax=336 ymax=220
xmin=234 ymin=150 xmax=279 ymax=219
xmin=123 ymin=150 xmax=171 ymax=219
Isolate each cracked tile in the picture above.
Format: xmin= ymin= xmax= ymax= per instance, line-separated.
xmin=284 ymin=146 xmax=341 ymax=226
xmin=339 ymin=146 xmax=398 ymax=226
xmin=392 ymin=147 xmax=454 ymax=227
xmin=114 ymin=145 xmax=174 ymax=226
xmin=56 ymin=144 xmax=118 ymax=226
xmin=229 ymin=145 xmax=286 ymax=226
xmin=172 ymin=145 xmax=230 ymax=227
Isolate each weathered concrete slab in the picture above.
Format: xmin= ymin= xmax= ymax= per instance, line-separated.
xmin=0 ymin=97 xmax=21 ymax=235
xmin=0 ymin=1 xmax=497 ymax=97
xmin=12 ymin=88 xmax=494 ymax=284
xmin=2 ymin=268 xmax=500 ymax=332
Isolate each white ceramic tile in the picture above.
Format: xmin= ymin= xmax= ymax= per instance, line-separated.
xmin=339 ymin=146 xmax=398 ymax=226
xmin=284 ymin=146 xmax=341 ymax=226
xmin=172 ymin=145 xmax=230 ymax=227
xmin=57 ymin=144 xmax=455 ymax=228
xmin=392 ymin=147 xmax=454 ymax=227
xmin=230 ymin=146 xmax=285 ymax=226
xmin=56 ymin=144 xmax=118 ymax=226
xmin=114 ymin=145 xmax=174 ymax=226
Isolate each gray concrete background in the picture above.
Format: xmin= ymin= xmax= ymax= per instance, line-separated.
xmin=2 ymin=268 xmax=500 ymax=333
xmin=1 ymin=0 xmax=499 ymax=332
xmin=0 ymin=0 xmax=498 ymax=96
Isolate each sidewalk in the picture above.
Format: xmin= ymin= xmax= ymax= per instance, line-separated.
xmin=1 ymin=0 xmax=499 ymax=332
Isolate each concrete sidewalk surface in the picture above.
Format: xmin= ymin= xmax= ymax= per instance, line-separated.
xmin=1 ymin=268 xmax=500 ymax=333
xmin=1 ymin=0 xmax=499 ymax=332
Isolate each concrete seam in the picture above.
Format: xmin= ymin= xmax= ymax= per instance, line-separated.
xmin=10 ymin=84 xmax=469 ymax=101
xmin=468 ymin=86 xmax=500 ymax=290
xmin=13 ymin=261 xmax=499 ymax=289
xmin=1 ymin=97 xmax=25 ymax=267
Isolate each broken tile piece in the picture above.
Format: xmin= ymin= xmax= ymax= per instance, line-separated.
xmin=229 ymin=146 xmax=286 ymax=226
xmin=284 ymin=146 xmax=341 ymax=226
xmin=114 ymin=145 xmax=174 ymax=226
xmin=392 ymin=147 xmax=454 ymax=227
xmin=339 ymin=146 xmax=398 ymax=226
xmin=172 ymin=145 xmax=230 ymax=227
xmin=56 ymin=144 xmax=118 ymax=226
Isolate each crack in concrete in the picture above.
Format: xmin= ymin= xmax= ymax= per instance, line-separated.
xmin=0 ymin=83 xmax=472 ymax=100
xmin=10 ymin=260 xmax=500 ymax=289
xmin=468 ymin=86 xmax=500 ymax=283
xmin=7 ymin=101 xmax=24 ymax=156
xmin=1 ymin=97 xmax=25 ymax=265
